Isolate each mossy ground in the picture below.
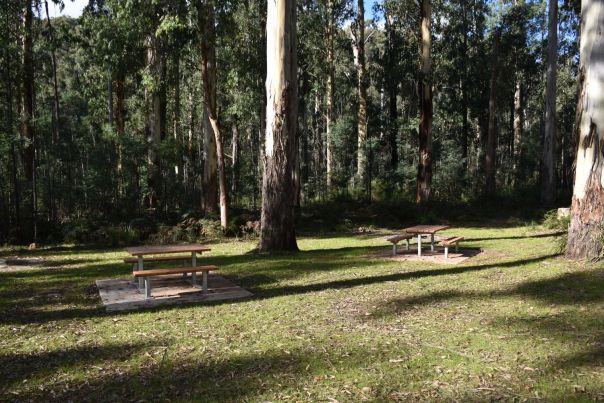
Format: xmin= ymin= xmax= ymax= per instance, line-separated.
xmin=1 ymin=222 xmax=602 ymax=401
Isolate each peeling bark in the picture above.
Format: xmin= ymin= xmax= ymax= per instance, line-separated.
xmin=566 ymin=0 xmax=604 ymax=260
xmin=260 ymin=0 xmax=298 ymax=252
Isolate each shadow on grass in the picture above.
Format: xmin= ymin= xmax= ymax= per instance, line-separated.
xmin=0 ymin=251 xmax=559 ymax=325
xmin=2 ymin=347 xmax=349 ymax=402
xmin=369 ymin=267 xmax=604 ymax=372
xmin=0 ymin=340 xmax=160 ymax=394
xmin=467 ymin=231 xmax=566 ymax=242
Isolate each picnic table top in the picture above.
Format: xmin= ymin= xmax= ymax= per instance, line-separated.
xmin=404 ymin=225 xmax=450 ymax=234
xmin=126 ymin=244 xmax=211 ymax=256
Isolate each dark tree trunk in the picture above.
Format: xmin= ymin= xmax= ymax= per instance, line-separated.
xmin=385 ymin=12 xmax=398 ymax=172
xmin=485 ymin=29 xmax=501 ymax=195
xmin=416 ymin=0 xmax=432 ymax=204
xmin=259 ymin=0 xmax=298 ymax=252
xmin=541 ymin=0 xmax=557 ymax=206
xmin=231 ymin=122 xmax=238 ymax=205
xmin=44 ymin=0 xmax=60 ymax=143
xmin=20 ymin=0 xmax=34 ymax=183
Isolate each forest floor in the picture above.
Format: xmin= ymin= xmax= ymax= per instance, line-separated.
xmin=0 ymin=222 xmax=603 ymax=401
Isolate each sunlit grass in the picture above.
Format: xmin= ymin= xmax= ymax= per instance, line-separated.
xmin=0 ymin=223 xmax=602 ymax=401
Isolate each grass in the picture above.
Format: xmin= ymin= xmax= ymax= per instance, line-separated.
xmin=0 ymin=222 xmax=603 ymax=401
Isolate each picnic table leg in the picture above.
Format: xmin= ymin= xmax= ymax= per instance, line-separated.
xmin=406 ymin=239 xmax=410 ymax=251
xmin=392 ymin=243 xmax=397 ymax=256
xmin=137 ymin=256 xmax=144 ymax=289
xmin=430 ymin=234 xmax=435 ymax=252
xmin=417 ymin=234 xmax=422 ymax=256
xmin=144 ymin=278 xmax=151 ymax=298
xmin=202 ymin=271 xmax=208 ymax=293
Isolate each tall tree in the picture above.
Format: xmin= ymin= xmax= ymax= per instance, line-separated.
xmin=416 ymin=0 xmax=432 ymax=203
xmin=198 ymin=0 xmax=228 ymax=230
xmin=20 ymin=0 xmax=34 ymax=183
xmin=325 ymin=0 xmax=335 ymax=190
xmin=541 ymin=0 xmax=557 ymax=205
xmin=566 ymin=0 xmax=604 ymax=260
xmin=351 ymin=0 xmax=368 ymax=192
xmin=259 ymin=0 xmax=298 ymax=252
xmin=144 ymin=29 xmax=166 ymax=209
xmin=485 ymin=28 xmax=500 ymax=195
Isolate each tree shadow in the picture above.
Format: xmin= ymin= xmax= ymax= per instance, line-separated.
xmin=0 ymin=341 xmax=160 ymax=394
xmin=467 ymin=231 xmax=565 ymax=242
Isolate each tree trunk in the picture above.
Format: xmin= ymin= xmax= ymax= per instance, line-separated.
xmin=259 ymin=0 xmax=298 ymax=252
xmin=202 ymin=106 xmax=218 ymax=213
xmin=198 ymin=0 xmax=228 ymax=230
xmin=115 ymin=75 xmax=126 ymax=191
xmin=144 ymin=32 xmax=166 ymax=209
xmin=20 ymin=0 xmax=34 ymax=183
xmin=325 ymin=0 xmax=335 ymax=190
xmin=44 ymin=0 xmax=60 ymax=143
xmin=231 ymin=122 xmax=238 ymax=205
xmin=385 ymin=12 xmax=398 ymax=172
xmin=566 ymin=0 xmax=604 ymax=260
xmin=416 ymin=0 xmax=432 ymax=204
xmin=351 ymin=0 xmax=367 ymax=190
xmin=541 ymin=0 xmax=557 ymax=206
xmin=512 ymin=81 xmax=522 ymax=181
xmin=485 ymin=29 xmax=501 ymax=195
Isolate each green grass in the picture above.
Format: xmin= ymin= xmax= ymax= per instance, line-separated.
xmin=1 ymin=223 xmax=603 ymax=401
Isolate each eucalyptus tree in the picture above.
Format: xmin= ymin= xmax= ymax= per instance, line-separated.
xmin=260 ymin=0 xmax=298 ymax=252
xmin=416 ymin=0 xmax=432 ymax=203
xmin=197 ymin=0 xmax=228 ymax=229
xmin=566 ymin=0 xmax=604 ymax=260
xmin=541 ymin=0 xmax=557 ymax=206
xmin=350 ymin=0 xmax=368 ymax=192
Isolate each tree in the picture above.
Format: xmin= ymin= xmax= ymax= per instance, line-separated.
xmin=416 ymin=0 xmax=432 ymax=204
xmin=566 ymin=0 xmax=604 ymax=260
xmin=198 ymin=0 xmax=228 ymax=230
xmin=541 ymin=0 xmax=557 ymax=206
xmin=325 ymin=0 xmax=335 ymax=190
xmin=351 ymin=0 xmax=368 ymax=192
xmin=259 ymin=0 xmax=298 ymax=252
xmin=485 ymin=28 xmax=500 ymax=195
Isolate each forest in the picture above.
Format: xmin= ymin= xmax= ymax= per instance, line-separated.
xmin=0 ymin=0 xmax=602 ymax=258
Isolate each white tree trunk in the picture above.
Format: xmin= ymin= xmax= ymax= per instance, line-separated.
xmin=260 ymin=0 xmax=298 ymax=252
xmin=566 ymin=0 xmax=604 ymax=260
xmin=541 ymin=0 xmax=557 ymax=206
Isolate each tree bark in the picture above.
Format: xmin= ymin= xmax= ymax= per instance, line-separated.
xmin=325 ymin=0 xmax=335 ymax=190
xmin=416 ymin=0 xmax=432 ymax=204
xmin=44 ymin=0 xmax=60 ymax=143
xmin=485 ymin=29 xmax=501 ymax=195
xmin=566 ymin=0 xmax=604 ymax=260
xmin=512 ymin=81 xmax=522 ymax=181
xmin=541 ymin=0 xmax=557 ymax=206
xmin=259 ymin=0 xmax=298 ymax=252
xmin=144 ymin=32 xmax=166 ymax=209
xmin=385 ymin=11 xmax=398 ymax=172
xmin=198 ymin=0 xmax=228 ymax=230
xmin=351 ymin=0 xmax=368 ymax=190
xmin=231 ymin=122 xmax=238 ymax=205
xmin=202 ymin=105 xmax=218 ymax=213
xmin=20 ymin=0 xmax=34 ymax=183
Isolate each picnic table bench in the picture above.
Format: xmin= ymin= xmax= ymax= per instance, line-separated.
xmin=439 ymin=236 xmax=464 ymax=259
xmin=133 ymin=265 xmax=219 ymax=298
xmin=386 ymin=233 xmax=414 ymax=256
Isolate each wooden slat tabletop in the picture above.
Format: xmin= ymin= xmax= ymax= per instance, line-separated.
xmin=404 ymin=225 xmax=450 ymax=234
xmin=126 ymin=244 xmax=211 ymax=256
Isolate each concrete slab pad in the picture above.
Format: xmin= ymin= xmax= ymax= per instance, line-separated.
xmin=96 ymin=273 xmax=253 ymax=312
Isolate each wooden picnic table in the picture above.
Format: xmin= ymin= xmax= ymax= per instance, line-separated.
xmin=125 ymin=244 xmax=211 ymax=287
xmin=404 ymin=225 xmax=450 ymax=256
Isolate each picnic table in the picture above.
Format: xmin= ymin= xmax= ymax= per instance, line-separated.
xmin=404 ymin=225 xmax=450 ymax=256
xmin=125 ymin=244 xmax=211 ymax=288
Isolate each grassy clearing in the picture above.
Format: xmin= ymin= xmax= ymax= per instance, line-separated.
xmin=0 ymin=222 xmax=602 ymax=401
